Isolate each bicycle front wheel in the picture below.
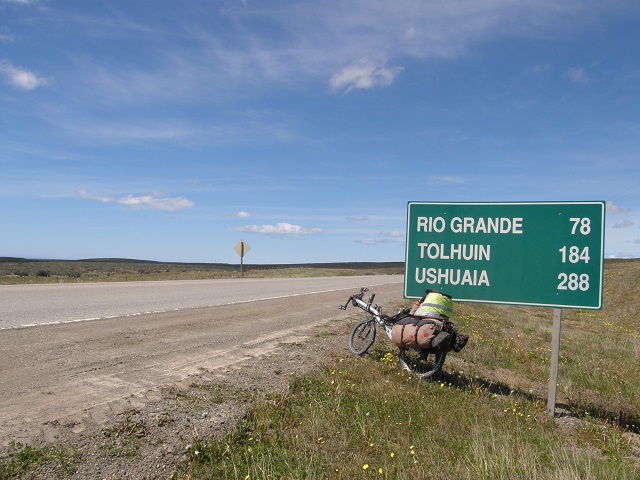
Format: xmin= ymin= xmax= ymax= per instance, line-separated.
xmin=399 ymin=348 xmax=446 ymax=380
xmin=349 ymin=319 xmax=376 ymax=355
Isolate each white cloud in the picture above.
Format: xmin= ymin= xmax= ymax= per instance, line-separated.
xmin=0 ymin=61 xmax=49 ymax=90
xmin=235 ymin=211 xmax=251 ymax=218
xmin=117 ymin=194 xmax=194 ymax=211
xmin=330 ymin=59 xmax=403 ymax=93
xmin=229 ymin=222 xmax=323 ymax=238
xmin=77 ymin=190 xmax=112 ymax=204
xmin=607 ymin=201 xmax=630 ymax=214
xmin=78 ymin=190 xmax=194 ymax=212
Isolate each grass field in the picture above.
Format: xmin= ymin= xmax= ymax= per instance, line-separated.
xmin=180 ymin=357 xmax=637 ymax=479
xmin=178 ymin=259 xmax=639 ymax=479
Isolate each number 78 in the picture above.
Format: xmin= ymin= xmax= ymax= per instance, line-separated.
xmin=570 ymin=218 xmax=591 ymax=235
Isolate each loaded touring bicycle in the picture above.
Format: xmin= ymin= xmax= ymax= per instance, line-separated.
xmin=339 ymin=288 xmax=468 ymax=379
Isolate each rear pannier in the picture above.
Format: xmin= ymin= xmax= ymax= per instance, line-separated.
xmin=391 ymin=317 xmax=443 ymax=350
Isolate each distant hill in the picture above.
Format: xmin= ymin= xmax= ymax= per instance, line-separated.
xmin=0 ymin=257 xmax=404 ymax=268
xmin=0 ymin=257 xmax=160 ymax=263
xmin=0 ymin=257 xmax=405 ymax=283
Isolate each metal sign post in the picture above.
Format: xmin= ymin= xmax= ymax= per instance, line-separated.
xmin=233 ymin=240 xmax=251 ymax=278
xmin=404 ymin=201 xmax=605 ymax=416
xmin=548 ymin=308 xmax=562 ymax=416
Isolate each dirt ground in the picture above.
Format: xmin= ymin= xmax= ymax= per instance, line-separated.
xmin=38 ymin=319 xmax=350 ymax=479
xmin=0 ymin=286 xmax=404 ymax=479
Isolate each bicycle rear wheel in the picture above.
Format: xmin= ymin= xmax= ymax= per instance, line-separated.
xmin=349 ymin=319 xmax=376 ymax=355
xmin=399 ymin=348 xmax=446 ymax=379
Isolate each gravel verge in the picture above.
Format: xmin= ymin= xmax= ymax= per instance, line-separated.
xmin=6 ymin=317 xmax=354 ymax=479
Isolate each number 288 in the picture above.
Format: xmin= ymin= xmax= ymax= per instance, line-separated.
xmin=557 ymin=273 xmax=589 ymax=291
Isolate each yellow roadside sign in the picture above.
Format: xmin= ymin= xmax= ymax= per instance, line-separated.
xmin=234 ymin=240 xmax=250 ymax=258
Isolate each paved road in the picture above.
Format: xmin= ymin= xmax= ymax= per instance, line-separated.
xmin=0 ymin=277 xmax=405 ymax=447
xmin=0 ymin=275 xmax=403 ymax=330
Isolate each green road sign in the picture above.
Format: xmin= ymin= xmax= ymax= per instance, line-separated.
xmin=404 ymin=201 xmax=605 ymax=309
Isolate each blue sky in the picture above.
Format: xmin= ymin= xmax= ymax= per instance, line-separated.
xmin=1 ymin=0 xmax=639 ymax=264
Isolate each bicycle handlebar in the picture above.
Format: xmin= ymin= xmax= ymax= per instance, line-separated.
xmin=338 ymin=287 xmax=367 ymax=310
xmin=338 ymin=287 xmax=380 ymax=315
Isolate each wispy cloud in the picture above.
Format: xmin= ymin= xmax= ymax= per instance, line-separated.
xmin=3 ymin=0 xmax=37 ymax=4
xmin=567 ymin=67 xmax=590 ymax=84
xmin=52 ymin=110 xmax=297 ymax=147
xmin=228 ymin=222 xmax=323 ymax=238
xmin=356 ymin=231 xmax=403 ymax=245
xmin=429 ymin=175 xmax=468 ymax=185
xmin=234 ymin=211 xmax=251 ymax=218
xmin=78 ymin=190 xmax=194 ymax=212
xmin=531 ymin=64 xmax=552 ymax=74
xmin=612 ymin=219 xmax=634 ymax=229
xmin=53 ymin=0 xmax=609 ymax=106
xmin=0 ymin=28 xmax=14 ymax=43
xmin=356 ymin=238 xmax=398 ymax=245
xmin=0 ymin=61 xmax=49 ymax=90
xmin=88 ymin=123 xmax=197 ymax=143
xmin=330 ymin=59 xmax=403 ymax=93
